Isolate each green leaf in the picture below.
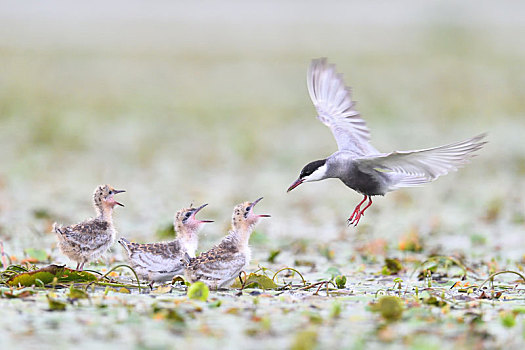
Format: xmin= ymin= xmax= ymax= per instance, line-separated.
xmin=187 ymin=281 xmax=209 ymax=301
xmin=290 ymin=329 xmax=318 ymax=350
xmin=501 ymin=311 xmax=516 ymax=328
xmin=208 ymin=300 xmax=222 ymax=308
xmin=164 ymin=309 xmax=185 ymax=323
xmin=371 ymin=296 xmax=404 ymax=322
xmin=7 ymin=264 xmax=97 ymax=287
xmin=381 ymin=258 xmax=403 ymax=275
xmin=267 ymin=249 xmax=281 ymax=263
xmin=330 ymin=301 xmax=342 ymax=318
xmin=423 ymin=296 xmax=447 ymax=307
xmin=47 ymin=294 xmax=66 ymax=311
xmin=24 ymin=248 xmax=48 ymax=262
xmin=334 ymin=275 xmax=347 ymax=289
xmin=230 ymin=273 xmax=278 ymax=290
xmin=67 ymin=286 xmax=89 ymax=300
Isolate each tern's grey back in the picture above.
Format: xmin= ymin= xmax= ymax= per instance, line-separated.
xmin=326 ymin=153 xmax=387 ymax=196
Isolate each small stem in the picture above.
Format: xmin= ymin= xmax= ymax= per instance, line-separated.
xmin=479 ymin=270 xmax=525 ymax=290
xmin=272 ymin=267 xmax=306 ymax=286
xmin=410 ymin=256 xmax=468 ymax=280
xmin=85 ymin=264 xmax=144 ymax=293
xmin=297 ymin=281 xmax=335 ymax=293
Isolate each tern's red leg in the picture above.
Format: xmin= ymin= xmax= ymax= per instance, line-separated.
xmin=352 ymin=196 xmax=373 ymax=226
xmin=349 ymin=196 xmax=373 ymax=226
xmin=360 ymin=196 xmax=373 ymax=216
xmin=75 ymin=262 xmax=80 ymax=271
xmin=348 ymin=195 xmax=368 ymax=224
xmin=79 ymin=262 xmax=85 ymax=271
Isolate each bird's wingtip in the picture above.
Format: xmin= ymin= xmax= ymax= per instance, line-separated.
xmin=309 ymin=57 xmax=331 ymax=72
xmin=475 ymin=132 xmax=488 ymax=141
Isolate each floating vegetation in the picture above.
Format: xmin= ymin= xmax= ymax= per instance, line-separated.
xmin=187 ymin=281 xmax=209 ymax=301
xmin=2 ymin=238 xmax=525 ymax=349
xmin=7 ymin=264 xmax=97 ymax=287
xmin=381 ymin=258 xmax=403 ymax=275
xmin=371 ymin=296 xmax=404 ymax=322
xmin=333 ymin=275 xmax=346 ymax=289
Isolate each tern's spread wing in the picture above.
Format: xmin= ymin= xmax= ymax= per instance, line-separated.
xmin=308 ymin=58 xmax=377 ymax=155
xmin=356 ymin=134 xmax=486 ymax=190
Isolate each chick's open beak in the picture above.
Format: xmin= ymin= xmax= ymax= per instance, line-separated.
xmin=192 ymin=203 xmax=214 ymax=223
xmin=113 ymin=189 xmax=125 ymax=207
xmin=251 ymin=197 xmax=271 ymax=218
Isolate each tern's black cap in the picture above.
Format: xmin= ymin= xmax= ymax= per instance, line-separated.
xmin=300 ymin=159 xmax=326 ymax=178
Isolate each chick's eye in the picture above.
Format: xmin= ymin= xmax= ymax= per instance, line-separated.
xmin=109 ymin=190 xmax=113 ymax=195
xmin=185 ymin=212 xmax=192 ymax=218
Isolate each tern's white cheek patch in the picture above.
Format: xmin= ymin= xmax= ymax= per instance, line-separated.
xmin=304 ymin=164 xmax=328 ymax=182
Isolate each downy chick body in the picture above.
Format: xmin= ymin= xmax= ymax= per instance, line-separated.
xmin=119 ymin=204 xmax=212 ymax=284
xmin=184 ymin=198 xmax=270 ymax=290
xmin=53 ymin=184 xmax=125 ymax=270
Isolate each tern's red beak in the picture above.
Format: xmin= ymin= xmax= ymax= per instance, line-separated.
xmin=287 ymin=179 xmax=303 ymax=192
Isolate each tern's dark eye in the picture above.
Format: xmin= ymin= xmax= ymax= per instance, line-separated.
xmin=185 ymin=212 xmax=192 ymax=218
xmin=109 ymin=190 xmax=113 ymax=195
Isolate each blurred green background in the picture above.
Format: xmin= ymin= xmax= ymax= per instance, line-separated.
xmin=1 ymin=1 xmax=524 ymax=261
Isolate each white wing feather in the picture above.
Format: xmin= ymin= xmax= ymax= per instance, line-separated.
xmin=307 ymin=58 xmax=377 ymax=155
xmin=356 ymin=134 xmax=487 ymax=190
